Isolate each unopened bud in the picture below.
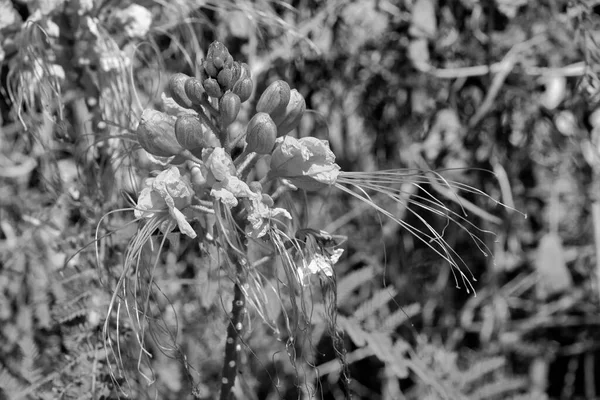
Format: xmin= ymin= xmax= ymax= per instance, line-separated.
xmin=256 ymin=80 xmax=290 ymax=120
xmin=217 ymin=68 xmax=234 ymax=90
xmin=203 ymin=78 xmax=222 ymax=98
xmin=224 ymin=54 xmax=234 ymax=68
xmin=240 ymin=63 xmax=251 ymax=79
xmin=261 ymin=194 xmax=274 ymax=207
xmin=233 ymin=78 xmax=253 ymax=103
xmin=246 ymin=112 xmax=277 ymax=154
xmin=184 ymin=77 xmax=205 ymax=106
xmin=175 ymin=115 xmax=220 ymax=151
xmin=213 ymin=56 xmax=224 ymax=69
xmin=204 ymin=59 xmax=218 ymax=78
xmin=275 ymin=89 xmax=306 ymax=136
xmin=249 ymin=181 xmax=263 ymax=193
xmin=207 ymin=41 xmax=230 ymax=63
xmin=231 ymin=62 xmax=242 ymax=84
xmin=190 ymin=165 xmax=207 ymax=187
xmin=137 ymin=109 xmax=184 ymax=157
xmin=219 ymin=92 xmax=241 ymax=127
xmin=168 ymin=73 xmax=193 ymax=109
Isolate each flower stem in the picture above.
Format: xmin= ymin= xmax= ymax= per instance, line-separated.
xmin=219 ymin=279 xmax=245 ymax=400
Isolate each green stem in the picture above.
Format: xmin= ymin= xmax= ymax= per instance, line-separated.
xmin=194 ymin=107 xmax=222 ymax=144
xmin=219 ymin=279 xmax=245 ymax=400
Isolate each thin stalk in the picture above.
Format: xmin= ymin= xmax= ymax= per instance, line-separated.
xmin=219 ymin=276 xmax=246 ymax=400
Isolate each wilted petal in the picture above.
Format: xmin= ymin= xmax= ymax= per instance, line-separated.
xmin=246 ymin=197 xmax=292 ymax=238
xmin=211 ymin=176 xmax=258 ymax=208
xmin=211 ymin=184 xmax=239 ymax=207
xmin=203 ymin=147 xmax=236 ymax=182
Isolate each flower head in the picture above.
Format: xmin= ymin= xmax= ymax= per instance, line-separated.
xmin=135 ymin=166 xmax=196 ymax=238
xmin=269 ymin=136 xmax=341 ymax=191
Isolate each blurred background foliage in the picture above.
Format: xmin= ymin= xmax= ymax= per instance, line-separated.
xmin=1 ymin=0 xmax=600 ymax=399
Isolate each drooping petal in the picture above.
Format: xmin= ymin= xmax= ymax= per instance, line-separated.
xmin=169 ymin=206 xmax=197 ymax=238
xmin=135 ymin=187 xmax=166 ymax=219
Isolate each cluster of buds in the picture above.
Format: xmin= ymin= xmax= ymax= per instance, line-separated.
xmin=135 ymin=41 xmax=313 ymax=181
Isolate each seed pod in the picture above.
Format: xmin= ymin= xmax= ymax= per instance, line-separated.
xmin=217 ymin=68 xmax=234 ymax=90
xmin=219 ymin=92 xmax=241 ymax=127
xmin=233 ymin=78 xmax=253 ymax=103
xmin=184 ymin=77 xmax=205 ymax=106
xmin=168 ymin=73 xmax=193 ymax=109
xmin=136 ymin=109 xmax=184 ymax=157
xmin=256 ymin=80 xmax=290 ymax=120
xmin=203 ymin=78 xmax=222 ymax=98
xmin=246 ymin=112 xmax=277 ymax=154
xmin=275 ymin=89 xmax=306 ymax=136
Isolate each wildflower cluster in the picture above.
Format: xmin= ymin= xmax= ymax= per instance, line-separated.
xmin=109 ymin=40 xmax=352 ymax=397
xmin=112 ymin=41 xmax=509 ymax=397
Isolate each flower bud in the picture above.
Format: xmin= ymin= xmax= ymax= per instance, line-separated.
xmin=175 ymin=115 xmax=221 ymax=151
xmin=203 ymin=59 xmax=218 ymax=78
xmin=256 ymin=80 xmax=290 ymax=120
xmin=275 ymin=89 xmax=306 ymax=136
xmin=224 ymin=54 xmax=234 ymax=68
xmin=249 ymin=181 xmax=263 ymax=193
xmin=233 ymin=78 xmax=253 ymax=103
xmin=184 ymin=77 xmax=205 ymax=106
xmin=190 ymin=164 xmax=207 ymax=187
xmin=219 ymin=92 xmax=241 ymax=127
xmin=168 ymin=73 xmax=193 ymax=109
xmin=203 ymin=78 xmax=222 ymax=98
xmin=261 ymin=193 xmax=274 ymax=207
xmin=175 ymin=115 xmax=203 ymax=151
xmin=136 ymin=109 xmax=184 ymax=157
xmin=217 ymin=68 xmax=233 ymax=90
xmin=213 ymin=56 xmax=224 ymax=69
xmin=246 ymin=112 xmax=277 ymax=154
xmin=240 ymin=63 xmax=251 ymax=79
xmin=207 ymin=41 xmax=229 ymax=63
xmin=231 ymin=62 xmax=242 ymax=84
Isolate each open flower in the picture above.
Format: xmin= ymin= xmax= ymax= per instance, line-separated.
xmin=135 ymin=166 xmax=196 ymax=238
xmin=269 ymin=136 xmax=341 ymax=191
xmin=203 ymin=147 xmax=258 ymax=207
xmin=245 ymin=195 xmax=292 ymax=239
